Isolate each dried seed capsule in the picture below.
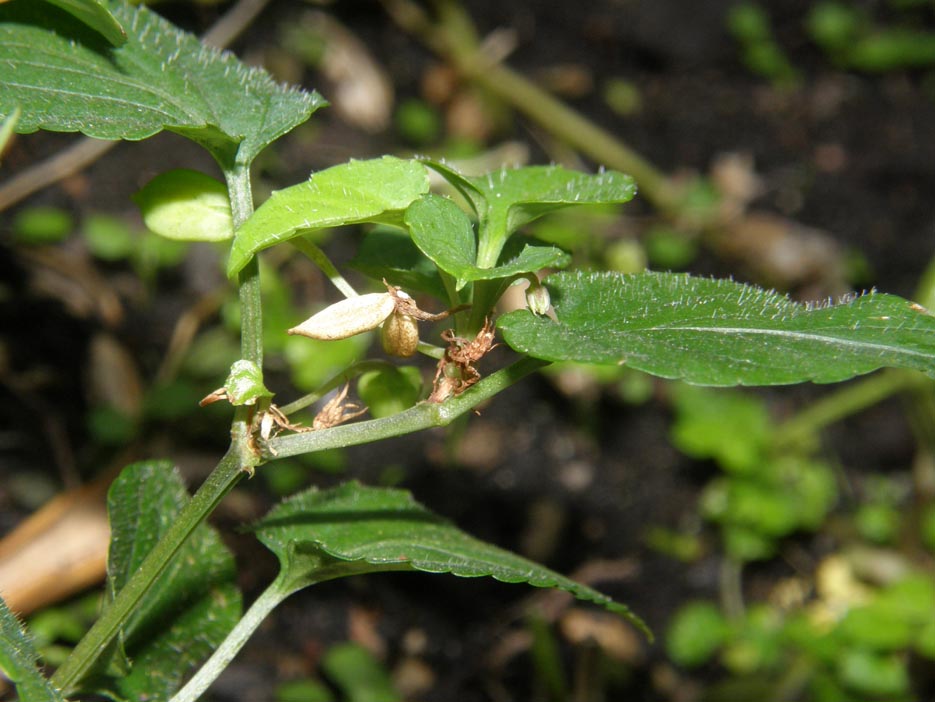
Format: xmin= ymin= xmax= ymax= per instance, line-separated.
xmin=381 ymin=310 xmax=420 ymax=357
xmin=288 ymin=293 xmax=396 ymax=340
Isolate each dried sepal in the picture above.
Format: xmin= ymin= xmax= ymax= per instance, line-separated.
xmin=428 ymin=319 xmax=499 ymax=402
xmin=313 ymin=383 xmax=368 ymax=430
xmin=288 ymin=292 xmax=396 ymax=340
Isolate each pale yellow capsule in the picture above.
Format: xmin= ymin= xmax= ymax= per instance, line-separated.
xmin=288 ymin=293 xmax=396 ymax=340
xmin=381 ymin=311 xmax=420 ymax=357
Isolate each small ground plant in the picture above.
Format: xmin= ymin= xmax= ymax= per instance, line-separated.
xmin=3 ymin=2 xmax=935 ymax=701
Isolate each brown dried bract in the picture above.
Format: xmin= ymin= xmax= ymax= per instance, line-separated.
xmin=429 ymin=319 xmax=498 ymax=403
xmin=312 ymin=383 xmax=368 ymax=430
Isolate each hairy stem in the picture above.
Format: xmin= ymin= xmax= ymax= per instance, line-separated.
xmin=53 ymin=166 xmax=260 ymax=693
xmin=267 ymin=355 xmax=549 ymax=459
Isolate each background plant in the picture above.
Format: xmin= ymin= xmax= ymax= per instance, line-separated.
xmin=1 ymin=1 xmax=935 ymax=702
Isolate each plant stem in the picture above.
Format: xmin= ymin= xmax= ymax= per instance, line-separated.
xmin=266 ymin=355 xmax=549 ymax=459
xmin=277 ymin=360 xmax=399 ymax=416
xmin=169 ymin=577 xmax=288 ymax=702
xmin=53 ymin=166 xmax=261 ymax=693
xmin=290 ymin=237 xmax=359 ymax=299
xmin=51 ymin=448 xmax=247 ymax=693
xmin=772 ymin=370 xmax=929 ymax=449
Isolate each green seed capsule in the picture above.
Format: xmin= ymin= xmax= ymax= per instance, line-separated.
xmin=381 ymin=311 xmax=419 ymax=357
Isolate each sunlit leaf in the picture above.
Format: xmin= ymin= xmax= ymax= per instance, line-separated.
xmin=227 ymin=157 xmax=429 ymax=278
xmin=0 ymin=1 xmax=324 ymax=165
xmin=498 ymin=271 xmax=935 ymax=385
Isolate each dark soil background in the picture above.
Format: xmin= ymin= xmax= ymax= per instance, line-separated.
xmin=3 ymin=1 xmax=935 ymax=701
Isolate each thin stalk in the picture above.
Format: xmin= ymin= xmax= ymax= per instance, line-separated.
xmin=53 ymin=166 xmax=260 ymax=693
xmin=772 ymin=370 xmax=929 ymax=449
xmin=51 ymin=448 xmax=247 ymax=693
xmin=267 ymin=355 xmax=549 ymax=459
xmin=290 ymin=237 xmax=359 ymax=299
xmin=169 ymin=578 xmax=287 ymax=702
xmin=277 ymin=360 xmax=399 ymax=416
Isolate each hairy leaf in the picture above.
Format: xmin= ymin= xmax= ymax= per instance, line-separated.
xmin=0 ymin=597 xmax=65 ymax=702
xmin=254 ymin=481 xmax=648 ymax=636
xmin=498 ymin=271 xmax=935 ymax=385
xmin=405 ymin=193 xmax=570 ymax=289
xmin=227 ymin=157 xmax=430 ymax=278
xmin=0 ymin=1 xmax=323 ymax=165
xmin=44 ymin=0 xmax=125 ymax=45
xmin=423 ymin=160 xmax=637 ymax=254
xmin=93 ymin=461 xmax=241 ymax=701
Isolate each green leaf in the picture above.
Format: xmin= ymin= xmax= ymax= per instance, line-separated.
xmin=666 ymin=601 xmax=729 ymax=667
xmin=227 ymin=157 xmax=430 ymax=278
xmin=498 ymin=271 xmax=935 ymax=386
xmin=348 ymin=227 xmax=448 ymax=302
xmin=0 ymin=1 xmax=324 ymax=166
xmin=254 ymin=481 xmax=649 ymax=637
xmin=0 ymin=596 xmax=65 ymax=702
xmin=405 ymin=194 xmax=570 ymax=290
xmin=322 ymin=643 xmax=399 ymax=702
xmin=357 ymin=366 xmax=422 ymax=418
xmin=43 ymin=0 xmax=126 ymax=46
xmin=94 ymin=460 xmax=241 ymax=701
xmin=0 ymin=105 xmax=19 ymax=164
xmin=423 ymin=161 xmax=637 ymax=263
xmin=134 ymin=169 xmax=233 ymax=242
xmin=221 ymin=359 xmax=273 ymax=406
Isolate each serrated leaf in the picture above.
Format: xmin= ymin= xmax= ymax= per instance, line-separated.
xmin=227 ymin=157 xmax=430 ymax=278
xmin=92 ymin=461 xmax=241 ymax=701
xmin=405 ymin=194 xmax=570 ymax=290
xmin=44 ymin=0 xmax=125 ymax=46
xmin=254 ymin=481 xmax=649 ymax=637
xmin=0 ymin=1 xmax=324 ymax=165
xmin=423 ymin=161 xmax=637 ymax=254
xmin=0 ymin=596 xmax=65 ymax=702
xmin=498 ymin=271 xmax=935 ymax=385
xmin=348 ymin=227 xmax=448 ymax=301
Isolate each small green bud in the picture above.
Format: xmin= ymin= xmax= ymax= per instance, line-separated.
xmin=525 ymin=280 xmax=551 ymax=315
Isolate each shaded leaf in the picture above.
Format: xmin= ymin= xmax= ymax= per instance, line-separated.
xmin=254 ymin=481 xmax=649 ymax=636
xmin=227 ymin=157 xmax=429 ymax=278
xmin=0 ymin=1 xmax=323 ymax=165
xmin=93 ymin=461 xmax=241 ymax=701
xmin=44 ymin=0 xmax=125 ymax=45
xmin=0 ymin=596 xmax=65 ymax=702
xmin=348 ymin=227 xmax=448 ymax=301
xmin=405 ymin=194 xmax=570 ymax=290
xmin=498 ymin=271 xmax=935 ymax=385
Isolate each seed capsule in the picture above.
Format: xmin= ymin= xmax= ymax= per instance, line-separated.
xmin=381 ymin=310 xmax=420 ymax=357
xmin=288 ymin=293 xmax=396 ymax=340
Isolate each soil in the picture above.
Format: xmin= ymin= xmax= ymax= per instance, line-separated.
xmin=3 ymin=1 xmax=935 ymax=700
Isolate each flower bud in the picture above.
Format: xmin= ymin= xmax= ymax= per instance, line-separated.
xmin=288 ymin=293 xmax=396 ymax=340
xmin=380 ymin=310 xmax=420 ymax=357
xmin=525 ymin=280 xmax=551 ymax=316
